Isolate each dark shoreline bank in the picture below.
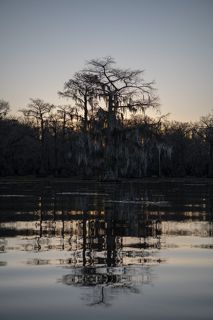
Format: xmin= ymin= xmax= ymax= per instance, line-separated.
xmin=1 ymin=176 xmax=213 ymax=185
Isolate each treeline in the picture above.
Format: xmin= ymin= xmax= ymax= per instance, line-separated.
xmin=0 ymin=57 xmax=213 ymax=179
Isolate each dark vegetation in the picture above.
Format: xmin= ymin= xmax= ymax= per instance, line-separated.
xmin=0 ymin=57 xmax=213 ymax=179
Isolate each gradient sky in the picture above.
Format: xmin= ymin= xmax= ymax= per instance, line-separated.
xmin=0 ymin=0 xmax=213 ymax=121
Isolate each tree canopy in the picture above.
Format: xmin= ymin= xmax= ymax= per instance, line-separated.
xmin=0 ymin=58 xmax=212 ymax=178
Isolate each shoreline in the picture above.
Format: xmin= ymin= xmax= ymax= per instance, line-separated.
xmin=1 ymin=176 xmax=213 ymax=185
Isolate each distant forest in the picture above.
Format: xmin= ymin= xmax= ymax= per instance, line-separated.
xmin=0 ymin=57 xmax=213 ymax=179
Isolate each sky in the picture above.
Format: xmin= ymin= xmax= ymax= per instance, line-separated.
xmin=0 ymin=0 xmax=213 ymax=122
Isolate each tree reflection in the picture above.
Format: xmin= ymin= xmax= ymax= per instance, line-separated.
xmin=54 ymin=201 xmax=163 ymax=305
xmin=0 ymin=182 xmax=213 ymax=305
xmin=60 ymin=264 xmax=154 ymax=306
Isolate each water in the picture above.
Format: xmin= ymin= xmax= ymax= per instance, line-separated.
xmin=0 ymin=180 xmax=212 ymax=320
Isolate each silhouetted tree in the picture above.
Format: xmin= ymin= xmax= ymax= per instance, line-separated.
xmin=59 ymin=72 xmax=96 ymax=132
xmin=0 ymin=118 xmax=39 ymax=175
xmin=200 ymin=113 xmax=213 ymax=177
xmin=0 ymin=99 xmax=10 ymax=119
xmin=85 ymin=56 xmax=159 ymax=131
xmin=20 ymin=98 xmax=54 ymax=175
xmin=0 ymin=58 xmax=211 ymax=179
xmin=83 ymin=57 xmax=159 ymax=178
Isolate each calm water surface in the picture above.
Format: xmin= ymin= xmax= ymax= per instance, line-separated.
xmin=0 ymin=180 xmax=212 ymax=320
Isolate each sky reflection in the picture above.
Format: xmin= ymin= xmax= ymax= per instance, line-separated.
xmin=0 ymin=181 xmax=213 ymax=318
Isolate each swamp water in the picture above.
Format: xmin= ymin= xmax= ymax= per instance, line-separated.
xmin=0 ymin=180 xmax=212 ymax=320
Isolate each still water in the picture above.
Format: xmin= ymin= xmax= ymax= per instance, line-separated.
xmin=0 ymin=180 xmax=212 ymax=320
